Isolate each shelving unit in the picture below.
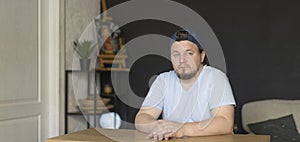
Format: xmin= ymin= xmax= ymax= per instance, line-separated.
xmin=97 ymin=67 xmax=130 ymax=129
xmin=65 ymin=70 xmax=91 ymax=134
xmin=65 ymin=67 xmax=130 ymax=134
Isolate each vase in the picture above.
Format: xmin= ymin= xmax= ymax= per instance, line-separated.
xmin=103 ymin=84 xmax=113 ymax=94
xmin=80 ymin=58 xmax=91 ymax=71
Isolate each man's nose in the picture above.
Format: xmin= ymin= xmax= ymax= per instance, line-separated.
xmin=179 ymin=54 xmax=187 ymax=63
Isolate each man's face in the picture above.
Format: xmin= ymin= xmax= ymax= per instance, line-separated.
xmin=171 ymin=40 xmax=205 ymax=80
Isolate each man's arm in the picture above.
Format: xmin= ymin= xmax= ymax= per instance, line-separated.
xmin=135 ymin=106 xmax=162 ymax=133
xmin=175 ymin=105 xmax=234 ymax=137
xmin=136 ymin=105 xmax=234 ymax=140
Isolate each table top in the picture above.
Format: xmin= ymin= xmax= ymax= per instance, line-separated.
xmin=47 ymin=128 xmax=270 ymax=142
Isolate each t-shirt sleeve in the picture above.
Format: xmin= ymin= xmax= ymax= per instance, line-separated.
xmin=141 ymin=75 xmax=164 ymax=110
xmin=209 ymin=74 xmax=236 ymax=109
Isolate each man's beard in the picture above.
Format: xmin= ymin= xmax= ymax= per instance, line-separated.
xmin=176 ymin=68 xmax=198 ymax=80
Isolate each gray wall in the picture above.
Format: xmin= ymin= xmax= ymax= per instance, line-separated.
xmin=63 ymin=0 xmax=100 ymax=133
xmin=65 ymin=0 xmax=100 ymax=70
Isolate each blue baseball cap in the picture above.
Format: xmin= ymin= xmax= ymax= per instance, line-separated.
xmin=170 ymin=30 xmax=203 ymax=51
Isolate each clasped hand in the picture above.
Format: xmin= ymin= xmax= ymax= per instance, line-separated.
xmin=147 ymin=120 xmax=184 ymax=141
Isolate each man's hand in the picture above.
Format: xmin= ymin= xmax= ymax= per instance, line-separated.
xmin=147 ymin=120 xmax=184 ymax=141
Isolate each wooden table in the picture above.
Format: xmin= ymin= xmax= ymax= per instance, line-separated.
xmin=47 ymin=128 xmax=270 ymax=142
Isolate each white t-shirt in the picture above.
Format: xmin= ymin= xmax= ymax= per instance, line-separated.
xmin=142 ymin=65 xmax=236 ymax=123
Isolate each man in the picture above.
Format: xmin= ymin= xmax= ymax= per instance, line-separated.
xmin=135 ymin=30 xmax=236 ymax=141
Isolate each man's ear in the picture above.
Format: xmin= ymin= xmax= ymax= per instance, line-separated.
xmin=200 ymin=51 xmax=206 ymax=63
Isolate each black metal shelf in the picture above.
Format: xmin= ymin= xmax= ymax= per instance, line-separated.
xmin=65 ymin=70 xmax=100 ymax=134
xmin=100 ymin=93 xmax=115 ymax=98
xmin=65 ymin=69 xmax=123 ymax=134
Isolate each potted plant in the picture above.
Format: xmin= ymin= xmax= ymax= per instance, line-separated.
xmin=73 ymin=39 xmax=96 ymax=71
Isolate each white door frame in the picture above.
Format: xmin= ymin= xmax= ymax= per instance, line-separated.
xmin=46 ymin=0 xmax=60 ymax=138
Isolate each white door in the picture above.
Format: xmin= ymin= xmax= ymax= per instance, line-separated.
xmin=0 ymin=0 xmax=59 ymax=141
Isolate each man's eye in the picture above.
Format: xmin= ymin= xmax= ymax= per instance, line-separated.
xmin=173 ymin=53 xmax=180 ymax=57
xmin=186 ymin=52 xmax=193 ymax=56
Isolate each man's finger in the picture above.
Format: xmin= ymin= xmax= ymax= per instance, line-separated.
xmin=158 ymin=134 xmax=164 ymax=141
xmin=153 ymin=134 xmax=158 ymax=141
xmin=164 ymin=133 xmax=173 ymax=140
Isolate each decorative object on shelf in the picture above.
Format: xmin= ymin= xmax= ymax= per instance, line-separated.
xmin=78 ymin=95 xmax=113 ymax=114
xmin=95 ymin=0 xmax=127 ymax=68
xmin=103 ymin=84 xmax=113 ymax=94
xmin=73 ymin=39 xmax=97 ymax=71
xmin=97 ymin=22 xmax=121 ymax=55
xmin=99 ymin=112 xmax=121 ymax=129
xmin=99 ymin=54 xmax=128 ymax=69
xmin=95 ymin=0 xmax=121 ymax=55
